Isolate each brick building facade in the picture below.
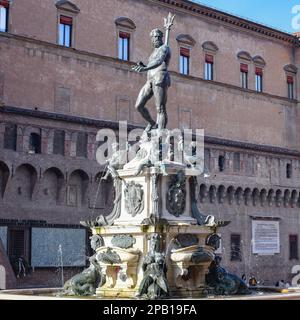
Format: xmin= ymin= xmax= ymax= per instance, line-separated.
xmin=1 ymin=0 xmax=300 ymax=287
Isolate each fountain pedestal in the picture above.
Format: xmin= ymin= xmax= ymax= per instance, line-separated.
xmin=92 ymin=165 xmax=217 ymax=298
xmin=93 ymin=225 xmax=215 ymax=298
xmin=114 ymin=166 xmax=198 ymax=225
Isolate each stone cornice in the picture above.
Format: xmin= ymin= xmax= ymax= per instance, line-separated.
xmin=1 ymin=106 xmax=300 ymax=158
xmin=0 ymin=105 xmax=139 ymax=131
xmin=151 ymin=0 xmax=298 ymax=45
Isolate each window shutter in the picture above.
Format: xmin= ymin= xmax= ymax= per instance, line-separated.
xmin=205 ymin=54 xmax=214 ymax=64
xmin=0 ymin=1 xmax=9 ymax=8
xmin=255 ymin=67 xmax=263 ymax=76
xmin=60 ymin=15 xmax=73 ymax=25
xmin=287 ymin=76 xmax=294 ymax=84
xmin=180 ymin=47 xmax=190 ymax=57
xmin=240 ymin=63 xmax=248 ymax=73
xmin=119 ymin=31 xmax=130 ymax=39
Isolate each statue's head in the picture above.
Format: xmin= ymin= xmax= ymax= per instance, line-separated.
xmin=90 ymin=234 xmax=104 ymax=251
xmin=206 ymin=233 xmax=221 ymax=251
xmin=149 ymin=233 xmax=160 ymax=252
xmin=150 ymin=28 xmax=164 ymax=48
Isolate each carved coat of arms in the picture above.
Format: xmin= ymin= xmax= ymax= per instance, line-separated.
xmin=124 ymin=181 xmax=144 ymax=217
xmin=166 ymin=171 xmax=186 ymax=217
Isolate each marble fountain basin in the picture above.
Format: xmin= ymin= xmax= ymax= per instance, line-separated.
xmin=96 ymin=246 xmax=141 ymax=264
xmin=170 ymin=245 xmax=215 ymax=264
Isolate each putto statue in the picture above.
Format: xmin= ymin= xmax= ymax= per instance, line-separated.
xmin=132 ymin=13 xmax=175 ymax=132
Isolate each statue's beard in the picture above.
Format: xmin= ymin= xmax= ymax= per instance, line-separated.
xmin=153 ymin=41 xmax=162 ymax=48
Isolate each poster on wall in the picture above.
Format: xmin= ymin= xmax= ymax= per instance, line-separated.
xmin=252 ymin=220 xmax=280 ymax=255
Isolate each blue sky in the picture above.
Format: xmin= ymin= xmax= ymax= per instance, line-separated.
xmin=192 ymin=0 xmax=300 ymax=34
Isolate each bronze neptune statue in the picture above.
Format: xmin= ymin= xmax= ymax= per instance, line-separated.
xmin=132 ymin=13 xmax=175 ymax=132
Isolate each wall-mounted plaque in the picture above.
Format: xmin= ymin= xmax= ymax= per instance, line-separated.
xmin=252 ymin=220 xmax=280 ymax=255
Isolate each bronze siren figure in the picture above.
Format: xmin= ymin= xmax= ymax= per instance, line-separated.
xmin=132 ymin=13 xmax=175 ymax=132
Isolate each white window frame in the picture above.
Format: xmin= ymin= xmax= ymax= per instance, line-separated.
xmin=241 ymin=71 xmax=248 ymax=89
xmin=59 ymin=19 xmax=72 ymax=47
xmin=179 ymin=54 xmax=189 ymax=75
xmin=255 ymin=74 xmax=263 ymax=92
xmin=205 ymin=62 xmax=213 ymax=81
xmin=288 ymin=82 xmax=294 ymax=100
xmin=0 ymin=5 xmax=8 ymax=32
xmin=118 ymin=33 xmax=130 ymax=61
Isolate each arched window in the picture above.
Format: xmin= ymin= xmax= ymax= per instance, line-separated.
xmin=284 ymin=64 xmax=297 ymax=100
xmin=56 ymin=1 xmax=80 ymax=48
xmin=253 ymin=56 xmax=266 ymax=93
xmin=176 ymin=35 xmax=196 ymax=76
xmin=237 ymin=52 xmax=251 ymax=89
xmin=202 ymin=41 xmax=218 ymax=81
xmin=115 ymin=17 xmax=136 ymax=61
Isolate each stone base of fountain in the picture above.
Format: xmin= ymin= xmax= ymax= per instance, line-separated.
xmin=90 ymin=165 xmax=218 ymax=299
xmin=93 ymin=224 xmax=214 ymax=299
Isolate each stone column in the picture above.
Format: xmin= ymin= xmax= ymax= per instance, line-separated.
xmin=70 ymin=132 xmax=77 ymax=158
xmin=16 ymin=125 xmax=25 ymax=153
xmin=41 ymin=128 xmax=51 ymax=155
xmin=87 ymin=133 xmax=96 ymax=160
